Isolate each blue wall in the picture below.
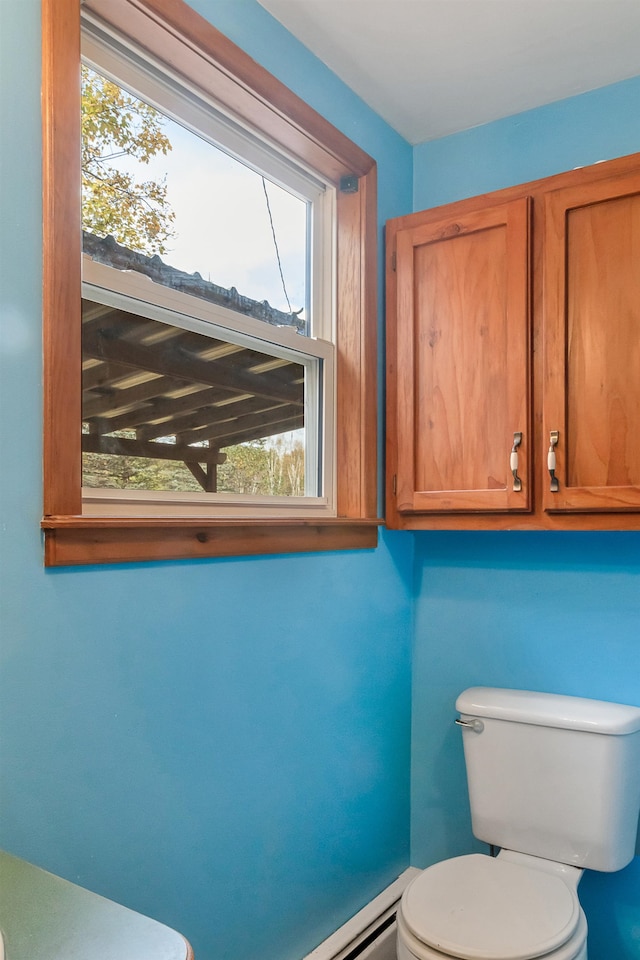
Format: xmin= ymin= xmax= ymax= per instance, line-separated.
xmin=412 ymin=85 xmax=640 ymax=959
xmin=3 ymin=2 xmax=640 ymax=957
xmin=414 ymin=73 xmax=640 ymax=210
xmin=0 ymin=3 xmax=413 ymax=960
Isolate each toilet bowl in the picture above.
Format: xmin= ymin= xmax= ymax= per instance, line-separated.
xmin=397 ymin=852 xmax=587 ymax=960
xmin=397 ymin=687 xmax=640 ymax=960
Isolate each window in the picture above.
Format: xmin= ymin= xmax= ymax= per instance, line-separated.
xmin=42 ymin=0 xmax=378 ymax=565
xmin=80 ymin=46 xmax=333 ymax=513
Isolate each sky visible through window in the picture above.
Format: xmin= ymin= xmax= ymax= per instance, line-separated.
xmin=84 ymin=68 xmax=308 ymax=322
xmin=153 ymin=117 xmax=308 ymax=319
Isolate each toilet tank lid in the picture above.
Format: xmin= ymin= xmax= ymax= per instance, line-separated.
xmin=456 ymin=687 xmax=640 ymax=734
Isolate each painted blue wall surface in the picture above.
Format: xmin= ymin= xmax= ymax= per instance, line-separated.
xmin=414 ymin=74 xmax=640 ymax=210
xmin=3 ymin=0 xmax=640 ymax=957
xmin=412 ymin=86 xmax=640 ymax=960
xmin=0 ymin=3 xmax=413 ymax=960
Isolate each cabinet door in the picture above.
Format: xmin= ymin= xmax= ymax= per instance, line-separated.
xmin=394 ymin=198 xmax=531 ymax=513
xmin=543 ymin=172 xmax=640 ymax=512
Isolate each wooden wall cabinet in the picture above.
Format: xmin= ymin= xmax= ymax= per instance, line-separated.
xmin=386 ymin=153 xmax=640 ymax=531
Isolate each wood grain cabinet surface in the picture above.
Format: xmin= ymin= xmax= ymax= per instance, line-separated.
xmin=386 ymin=152 xmax=640 ymax=530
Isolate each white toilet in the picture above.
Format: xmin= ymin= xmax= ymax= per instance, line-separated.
xmin=397 ymin=687 xmax=640 ymax=960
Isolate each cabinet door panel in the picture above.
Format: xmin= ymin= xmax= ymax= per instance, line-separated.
xmin=544 ymin=174 xmax=640 ymax=511
xmin=395 ymin=198 xmax=531 ymax=513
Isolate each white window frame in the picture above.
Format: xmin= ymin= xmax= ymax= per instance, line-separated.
xmin=81 ymin=258 xmax=336 ymax=517
xmin=80 ymin=19 xmax=338 ymax=518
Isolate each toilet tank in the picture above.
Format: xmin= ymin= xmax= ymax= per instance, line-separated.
xmin=456 ymin=687 xmax=640 ymax=872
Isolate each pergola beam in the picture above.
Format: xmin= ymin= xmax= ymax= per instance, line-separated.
xmin=82 ymin=433 xmax=226 ymax=465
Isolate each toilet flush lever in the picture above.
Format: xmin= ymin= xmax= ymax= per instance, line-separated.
xmin=455 ymin=718 xmax=484 ymax=733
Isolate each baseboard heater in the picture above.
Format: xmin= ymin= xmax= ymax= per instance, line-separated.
xmin=303 ymin=868 xmax=420 ymax=960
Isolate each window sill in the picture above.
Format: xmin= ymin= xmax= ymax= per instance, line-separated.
xmin=41 ymin=516 xmax=381 ymax=566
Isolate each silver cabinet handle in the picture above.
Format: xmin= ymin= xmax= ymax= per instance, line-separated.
xmin=510 ymin=432 xmax=522 ymax=492
xmin=455 ymin=718 xmax=484 ymax=733
xmin=548 ymin=430 xmax=559 ymax=492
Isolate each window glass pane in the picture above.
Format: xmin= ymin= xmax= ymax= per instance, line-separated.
xmin=81 ymin=65 xmax=309 ymax=335
xmin=81 ymin=299 xmax=311 ymax=496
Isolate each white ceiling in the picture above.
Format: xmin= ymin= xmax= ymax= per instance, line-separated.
xmin=257 ymin=0 xmax=640 ymax=144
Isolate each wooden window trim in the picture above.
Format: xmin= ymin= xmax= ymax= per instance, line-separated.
xmin=42 ymin=0 xmax=379 ymax=566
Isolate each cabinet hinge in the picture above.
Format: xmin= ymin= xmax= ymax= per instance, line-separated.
xmin=391 ymin=252 xmax=397 ymax=272
xmin=392 ymin=474 xmax=397 ymax=495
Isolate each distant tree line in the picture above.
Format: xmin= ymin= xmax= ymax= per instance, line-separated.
xmin=82 ymin=436 xmax=305 ymax=497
